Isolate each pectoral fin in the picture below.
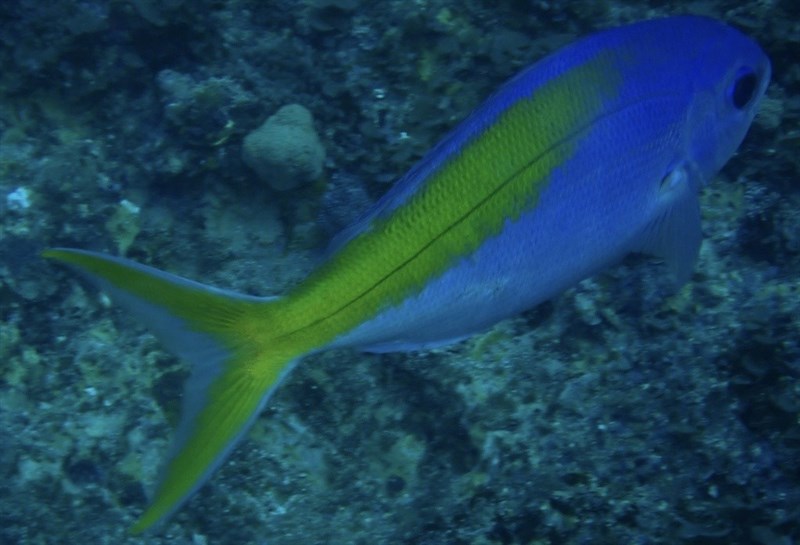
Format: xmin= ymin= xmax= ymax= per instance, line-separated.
xmin=633 ymin=165 xmax=704 ymax=285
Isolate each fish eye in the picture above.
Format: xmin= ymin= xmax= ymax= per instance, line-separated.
xmin=729 ymin=68 xmax=759 ymax=110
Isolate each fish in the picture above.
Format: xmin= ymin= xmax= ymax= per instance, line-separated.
xmin=43 ymin=15 xmax=770 ymax=532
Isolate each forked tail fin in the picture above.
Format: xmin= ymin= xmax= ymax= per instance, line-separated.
xmin=43 ymin=248 xmax=303 ymax=533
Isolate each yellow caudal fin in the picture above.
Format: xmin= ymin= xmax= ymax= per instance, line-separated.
xmin=42 ymin=248 xmax=303 ymax=533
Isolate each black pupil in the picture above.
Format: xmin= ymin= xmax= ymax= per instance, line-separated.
xmin=732 ymin=71 xmax=758 ymax=109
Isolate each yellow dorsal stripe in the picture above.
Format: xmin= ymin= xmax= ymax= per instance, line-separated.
xmin=269 ymin=53 xmax=621 ymax=350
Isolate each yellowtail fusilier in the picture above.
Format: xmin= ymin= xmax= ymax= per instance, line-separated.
xmin=44 ymin=15 xmax=770 ymax=532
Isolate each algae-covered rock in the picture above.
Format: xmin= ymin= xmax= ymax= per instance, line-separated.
xmin=105 ymin=199 xmax=141 ymax=255
xmin=242 ymin=104 xmax=325 ymax=191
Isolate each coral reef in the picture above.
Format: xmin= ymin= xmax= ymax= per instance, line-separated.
xmin=1 ymin=1 xmax=798 ymax=544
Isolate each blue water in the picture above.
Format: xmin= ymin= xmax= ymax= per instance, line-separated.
xmin=1 ymin=1 xmax=798 ymax=544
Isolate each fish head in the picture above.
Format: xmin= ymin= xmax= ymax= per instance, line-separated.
xmin=681 ymin=19 xmax=771 ymax=185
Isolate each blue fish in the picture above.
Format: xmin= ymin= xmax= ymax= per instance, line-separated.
xmin=44 ymin=15 xmax=770 ymax=531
